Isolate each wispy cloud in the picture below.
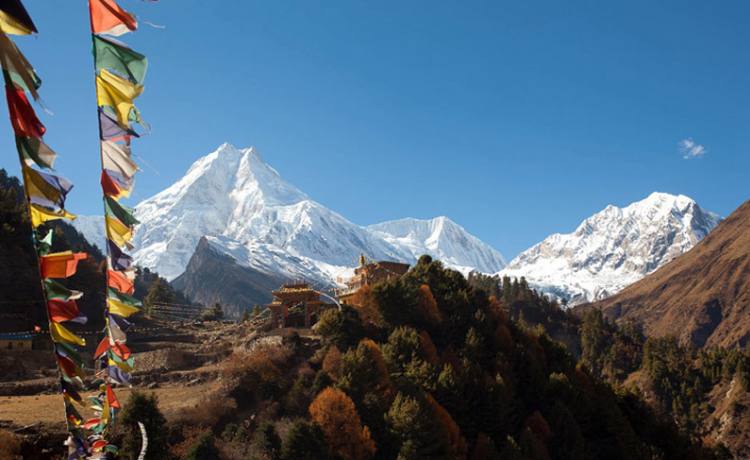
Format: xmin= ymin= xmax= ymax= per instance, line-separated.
xmin=679 ymin=138 xmax=706 ymax=159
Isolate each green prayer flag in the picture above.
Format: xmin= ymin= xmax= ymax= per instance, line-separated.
xmin=56 ymin=342 xmax=84 ymax=367
xmin=107 ymin=287 xmax=142 ymax=307
xmin=44 ymin=279 xmax=84 ymax=301
xmin=16 ymin=136 xmax=56 ymax=169
xmin=105 ymin=196 xmax=140 ymax=226
xmin=36 ymin=228 xmax=53 ymax=255
xmin=93 ymin=35 xmax=147 ymax=85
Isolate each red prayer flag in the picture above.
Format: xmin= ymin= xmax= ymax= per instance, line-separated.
xmin=94 ymin=336 xmax=110 ymax=358
xmin=83 ymin=418 xmax=101 ymax=430
xmin=48 ymin=298 xmax=80 ymax=323
xmin=5 ymin=86 xmax=44 ymax=137
xmin=107 ymin=269 xmax=134 ymax=294
xmin=106 ymin=385 xmax=121 ymax=409
xmin=89 ymin=0 xmax=137 ymax=36
xmin=57 ymin=354 xmax=81 ymax=379
xmin=112 ymin=341 xmax=131 ymax=360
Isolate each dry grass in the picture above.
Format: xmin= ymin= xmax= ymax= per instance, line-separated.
xmin=0 ymin=382 xmax=216 ymax=429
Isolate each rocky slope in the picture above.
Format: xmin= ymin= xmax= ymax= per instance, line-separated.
xmin=586 ymin=199 xmax=750 ymax=348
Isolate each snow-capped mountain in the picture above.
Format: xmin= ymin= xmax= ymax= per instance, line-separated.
xmin=106 ymin=142 xmax=507 ymax=284
xmin=497 ymin=192 xmax=721 ymax=306
xmin=368 ymin=217 xmax=506 ymax=275
xmin=71 ymin=215 xmax=106 ymax=251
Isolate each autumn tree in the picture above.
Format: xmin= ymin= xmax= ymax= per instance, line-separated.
xmin=322 ymin=345 xmax=343 ymax=381
xmin=417 ymin=284 xmax=443 ymax=326
xmin=309 ymin=387 xmax=376 ymax=460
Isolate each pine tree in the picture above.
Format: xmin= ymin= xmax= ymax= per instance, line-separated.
xmin=119 ymin=391 xmax=170 ymax=460
xmin=281 ymin=420 xmax=331 ymax=460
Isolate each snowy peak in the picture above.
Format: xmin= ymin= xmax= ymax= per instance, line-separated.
xmin=130 ymin=143 xmax=505 ymax=282
xmin=368 ymin=216 xmax=506 ymax=275
xmin=498 ymin=192 xmax=721 ymax=305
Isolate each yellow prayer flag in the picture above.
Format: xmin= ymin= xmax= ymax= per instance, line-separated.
xmin=30 ymin=204 xmax=76 ymax=227
xmin=107 ymin=297 xmax=140 ymax=318
xmin=50 ymin=321 xmax=86 ymax=347
xmin=0 ymin=10 xmax=34 ymax=35
xmin=96 ymin=69 xmax=143 ymax=128
xmin=106 ymin=215 xmax=133 ymax=248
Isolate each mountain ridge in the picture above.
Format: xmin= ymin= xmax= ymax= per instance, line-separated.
xmin=584 ymin=198 xmax=750 ymax=348
xmin=497 ymin=191 xmax=721 ymax=305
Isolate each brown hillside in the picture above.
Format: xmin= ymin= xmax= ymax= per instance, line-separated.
xmin=586 ymin=199 xmax=750 ymax=348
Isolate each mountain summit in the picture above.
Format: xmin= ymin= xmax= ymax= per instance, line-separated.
xmin=368 ymin=216 xmax=506 ymax=274
xmin=128 ymin=143 xmax=506 ymax=286
xmin=497 ymin=192 xmax=721 ymax=305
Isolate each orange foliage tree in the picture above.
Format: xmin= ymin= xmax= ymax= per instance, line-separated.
xmin=309 ymin=387 xmax=376 ymax=460
xmin=417 ymin=284 xmax=443 ymax=325
xmin=322 ymin=345 xmax=343 ymax=380
xmin=426 ymin=393 xmax=468 ymax=459
xmin=350 ymin=284 xmax=384 ymax=326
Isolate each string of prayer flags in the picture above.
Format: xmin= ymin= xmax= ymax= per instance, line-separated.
xmin=88 ymin=0 xmax=156 ymax=450
xmin=0 ymin=2 xmax=89 ymax=446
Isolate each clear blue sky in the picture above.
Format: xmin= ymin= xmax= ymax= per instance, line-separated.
xmin=1 ymin=1 xmax=748 ymax=259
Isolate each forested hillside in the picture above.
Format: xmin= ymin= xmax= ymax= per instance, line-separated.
xmin=122 ymin=256 xmax=723 ymax=460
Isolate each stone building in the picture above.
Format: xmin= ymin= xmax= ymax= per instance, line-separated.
xmin=337 ymin=255 xmax=410 ymax=307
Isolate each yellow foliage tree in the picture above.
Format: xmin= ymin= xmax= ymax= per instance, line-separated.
xmin=309 ymin=387 xmax=376 ymax=460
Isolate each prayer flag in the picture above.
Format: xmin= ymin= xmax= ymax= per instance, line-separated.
xmin=99 ymin=108 xmax=138 ymax=141
xmin=16 ymin=136 xmax=56 ymax=169
xmin=0 ymin=0 xmax=37 ymax=35
xmin=107 ymin=297 xmax=140 ymax=318
xmin=94 ymin=35 xmax=147 ymax=84
xmin=106 ymin=385 xmax=121 ymax=409
xmin=89 ymin=0 xmax=137 ymax=36
xmin=0 ymin=32 xmax=40 ymax=99
xmin=44 ymin=279 xmax=84 ymax=301
xmin=106 ymin=215 xmax=133 ymax=248
xmin=29 ymin=204 xmax=76 ymax=228
xmin=5 ymin=85 xmax=44 ymax=137
xmin=101 ymin=169 xmax=132 ymax=199
xmin=50 ymin=321 xmax=86 ymax=347
xmin=102 ymin=140 xmax=137 ymax=178
xmin=107 ymin=269 xmax=134 ymax=294
xmin=22 ymin=165 xmax=73 ymax=209
xmin=48 ymin=298 xmax=82 ymax=323
xmin=105 ymin=196 xmax=139 ymax=226
xmin=107 ymin=238 xmax=133 ymax=270
xmin=96 ymin=68 xmax=143 ymax=128
xmin=40 ymin=251 xmax=87 ymax=279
